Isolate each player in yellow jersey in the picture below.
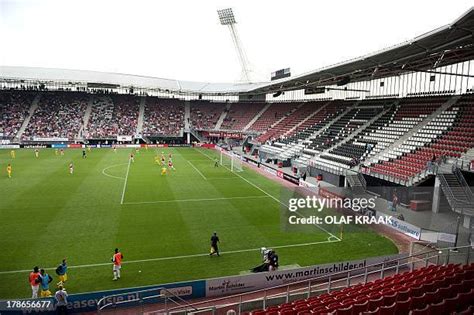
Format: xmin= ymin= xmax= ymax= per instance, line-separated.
xmin=161 ymin=166 xmax=168 ymax=176
xmin=10 ymin=150 xmax=15 ymax=159
xmin=7 ymin=164 xmax=12 ymax=178
xmin=55 ymin=149 xmax=59 ymax=156
xmin=34 ymin=149 xmax=39 ymax=158
xmin=155 ymin=155 xmax=161 ymax=165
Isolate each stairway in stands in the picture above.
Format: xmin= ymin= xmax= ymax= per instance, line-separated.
xmin=136 ymin=96 xmax=146 ymax=135
xmin=438 ymin=167 xmax=474 ymax=217
xmin=13 ymin=93 xmax=41 ymax=142
xmin=214 ymin=103 xmax=230 ymax=130
xmin=243 ymin=103 xmax=272 ymax=131
xmin=346 ymin=171 xmax=367 ymax=194
xmin=77 ymin=96 xmax=94 ymax=139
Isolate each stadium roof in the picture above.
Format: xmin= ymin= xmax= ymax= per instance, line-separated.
xmin=1 ymin=7 xmax=473 ymax=96
xmin=247 ymin=7 xmax=474 ymax=95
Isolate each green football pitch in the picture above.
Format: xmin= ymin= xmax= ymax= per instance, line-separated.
xmin=0 ymin=147 xmax=397 ymax=299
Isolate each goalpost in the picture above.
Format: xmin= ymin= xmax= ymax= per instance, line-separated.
xmin=220 ymin=149 xmax=243 ymax=172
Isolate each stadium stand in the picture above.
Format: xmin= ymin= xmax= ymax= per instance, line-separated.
xmin=0 ymin=90 xmax=35 ymax=140
xmin=367 ymin=95 xmax=474 ymax=183
xmin=22 ymin=92 xmax=88 ymax=140
xmin=248 ymin=102 xmax=300 ymax=133
xmin=255 ymin=102 xmax=326 ymax=143
xmin=245 ymin=263 xmax=474 ymax=315
xmin=86 ymin=94 xmax=139 ymax=138
xmin=259 ymin=101 xmax=352 ymax=164
xmin=190 ymin=101 xmax=227 ymax=130
xmin=221 ymin=102 xmax=266 ymax=130
xmin=142 ymin=97 xmax=184 ymax=136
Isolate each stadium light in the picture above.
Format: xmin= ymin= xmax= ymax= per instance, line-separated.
xmin=217 ymin=8 xmax=236 ymax=25
xmin=217 ymin=8 xmax=253 ymax=83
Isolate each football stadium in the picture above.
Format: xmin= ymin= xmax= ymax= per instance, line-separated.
xmin=1 ymin=1 xmax=474 ymax=314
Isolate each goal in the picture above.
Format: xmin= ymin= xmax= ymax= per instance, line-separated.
xmin=220 ymin=150 xmax=243 ymax=172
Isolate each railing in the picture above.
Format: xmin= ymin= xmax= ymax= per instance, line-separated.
xmin=159 ymin=245 xmax=473 ymax=315
xmin=97 ymin=287 xmax=201 ymax=314
xmin=358 ymin=172 xmax=367 ymax=188
xmin=454 ymin=167 xmax=474 ymax=202
xmin=438 ymin=174 xmax=474 ymax=216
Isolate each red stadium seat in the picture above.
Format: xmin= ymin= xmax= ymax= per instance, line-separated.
xmin=410 ymin=294 xmax=426 ymax=310
xmin=395 ymin=298 xmax=412 ymax=315
xmin=442 ymin=296 xmax=458 ymax=314
xmin=352 ymin=300 xmax=369 ymax=314
xmin=382 ymin=292 xmax=397 ymax=306
xmin=462 ymin=278 xmax=474 ymax=292
xmin=397 ymin=288 xmax=411 ymax=301
xmin=334 ymin=305 xmax=352 ymax=315
xmin=427 ymin=300 xmax=445 ymax=315
xmin=458 ymin=305 xmax=474 ymax=315
xmin=378 ymin=302 xmax=396 ymax=315
xmin=437 ymin=286 xmax=455 ymax=299
xmin=408 ymin=304 xmax=429 ymax=315
xmin=424 ymin=290 xmax=441 ymax=305
xmin=367 ymin=296 xmax=383 ymax=312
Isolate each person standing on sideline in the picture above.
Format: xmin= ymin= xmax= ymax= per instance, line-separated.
xmin=29 ymin=266 xmax=40 ymax=298
xmin=112 ymin=248 xmax=123 ymax=280
xmin=210 ymin=232 xmax=220 ymax=256
xmin=37 ymin=269 xmax=53 ymax=297
xmin=55 ymin=285 xmax=68 ymax=315
xmin=55 ymin=259 xmax=68 ymax=286
xmin=391 ymin=191 xmax=399 ymax=212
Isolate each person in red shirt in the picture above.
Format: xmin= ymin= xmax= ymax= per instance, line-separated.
xmin=29 ymin=266 xmax=40 ymax=298
xmin=112 ymin=248 xmax=123 ymax=281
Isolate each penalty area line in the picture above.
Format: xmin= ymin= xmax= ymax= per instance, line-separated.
xmin=0 ymin=239 xmax=340 ymax=275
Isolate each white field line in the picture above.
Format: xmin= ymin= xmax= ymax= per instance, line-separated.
xmin=195 ymin=148 xmax=341 ymax=242
xmin=101 ymin=163 xmax=127 ymax=180
xmin=123 ymin=195 xmax=271 ymax=205
xmin=0 ymin=239 xmax=338 ymax=275
xmin=187 ymin=160 xmax=207 ymax=180
xmin=120 ymin=157 xmax=132 ymax=205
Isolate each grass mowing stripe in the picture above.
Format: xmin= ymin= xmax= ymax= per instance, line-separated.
xmin=187 ymin=160 xmax=207 ymax=180
xmin=123 ymin=195 xmax=271 ymax=205
xmin=195 ymin=148 xmax=341 ymax=241
xmin=120 ymin=157 xmax=132 ymax=204
xmin=0 ymin=239 xmax=337 ymax=275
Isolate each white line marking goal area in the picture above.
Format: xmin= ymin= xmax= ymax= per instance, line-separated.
xmin=0 ymin=239 xmax=338 ymax=275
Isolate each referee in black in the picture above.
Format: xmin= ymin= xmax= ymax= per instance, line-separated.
xmin=210 ymin=232 xmax=220 ymax=257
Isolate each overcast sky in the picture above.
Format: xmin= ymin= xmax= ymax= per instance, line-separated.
xmin=0 ymin=0 xmax=472 ymax=83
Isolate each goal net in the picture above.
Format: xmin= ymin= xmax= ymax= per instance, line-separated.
xmin=220 ymin=150 xmax=243 ymax=172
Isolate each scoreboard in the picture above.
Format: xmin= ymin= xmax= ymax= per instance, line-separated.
xmin=271 ymin=68 xmax=291 ymax=81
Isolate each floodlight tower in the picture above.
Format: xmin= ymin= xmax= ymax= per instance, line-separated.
xmin=217 ymin=8 xmax=253 ymax=83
